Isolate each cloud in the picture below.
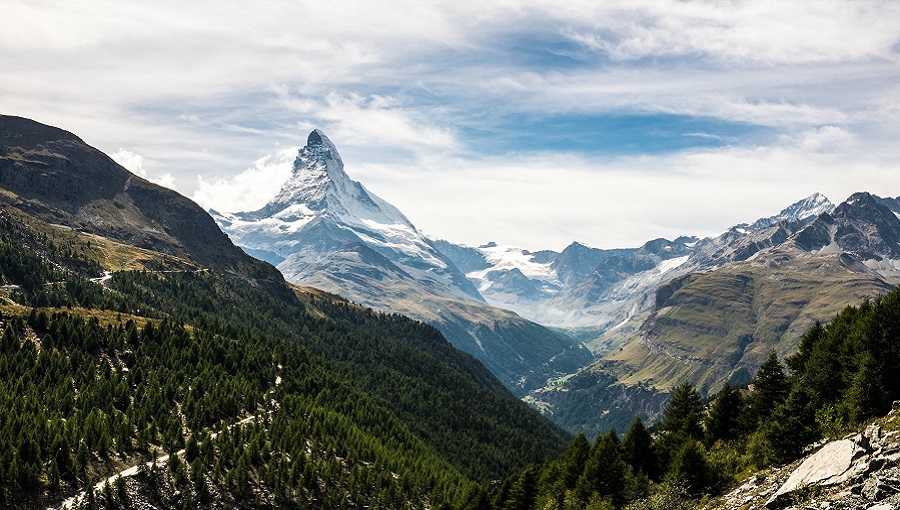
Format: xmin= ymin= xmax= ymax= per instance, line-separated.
xmin=784 ymin=125 xmax=855 ymax=153
xmin=192 ymin=146 xmax=298 ymax=213
xmin=278 ymin=92 xmax=460 ymax=157
xmin=350 ymin=129 xmax=900 ymax=251
xmin=559 ymin=0 xmax=900 ymax=65
xmin=110 ymin=148 xmax=176 ymax=189
xmin=110 ymin=148 xmax=145 ymax=176
xmin=4 ymin=0 xmax=900 ymax=251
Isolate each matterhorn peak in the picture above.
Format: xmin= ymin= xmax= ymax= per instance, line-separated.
xmin=215 ymin=127 xmax=485 ymax=304
xmin=298 ymin=129 xmax=340 ymax=165
xmin=254 ymin=129 xmax=353 ymax=217
xmin=306 ymin=129 xmax=326 ymax=146
xmin=233 ymin=128 xmax=419 ymax=239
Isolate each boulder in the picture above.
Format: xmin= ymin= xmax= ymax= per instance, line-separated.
xmin=766 ymin=439 xmax=869 ymax=508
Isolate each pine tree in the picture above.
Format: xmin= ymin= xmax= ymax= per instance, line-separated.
xmin=704 ymin=383 xmax=745 ymax=445
xmin=502 ymin=466 xmax=538 ymax=510
xmin=668 ymin=440 xmax=708 ymax=496
xmin=764 ymin=389 xmax=816 ymax=464
xmin=621 ymin=416 xmax=659 ymax=480
xmin=562 ymin=432 xmax=591 ymax=489
xmin=660 ymin=382 xmax=703 ymax=440
xmin=748 ymin=350 xmax=789 ymax=427
xmin=844 ymin=352 xmax=884 ymax=423
xmin=185 ymin=435 xmax=200 ymax=463
xmin=576 ymin=430 xmax=627 ymax=507
xmin=657 ymin=382 xmax=703 ymax=472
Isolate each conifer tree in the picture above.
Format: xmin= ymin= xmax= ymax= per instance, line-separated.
xmin=704 ymin=383 xmax=745 ymax=445
xmin=668 ymin=440 xmax=708 ymax=496
xmin=576 ymin=430 xmax=627 ymax=507
xmin=621 ymin=416 xmax=659 ymax=481
xmin=660 ymin=382 xmax=703 ymax=440
xmin=502 ymin=466 xmax=538 ymax=510
xmin=562 ymin=432 xmax=591 ymax=489
xmin=747 ymin=350 xmax=789 ymax=426
xmin=657 ymin=382 xmax=703 ymax=472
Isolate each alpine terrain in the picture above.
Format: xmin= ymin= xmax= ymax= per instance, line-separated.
xmin=3 ymin=115 xmax=900 ymax=510
xmin=486 ymin=192 xmax=900 ymax=436
xmin=213 ymin=130 xmax=593 ymax=395
xmin=0 ymin=115 xmax=572 ymax=509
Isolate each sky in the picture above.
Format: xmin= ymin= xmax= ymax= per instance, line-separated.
xmin=3 ymin=1 xmax=900 ymax=251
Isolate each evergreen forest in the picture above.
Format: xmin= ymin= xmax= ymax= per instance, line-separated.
xmin=496 ymin=288 xmax=900 ymax=509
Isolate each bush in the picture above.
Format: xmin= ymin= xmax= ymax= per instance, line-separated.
xmin=624 ymin=480 xmax=694 ymax=510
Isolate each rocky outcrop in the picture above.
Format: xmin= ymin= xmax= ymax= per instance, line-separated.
xmin=711 ymin=402 xmax=900 ymax=509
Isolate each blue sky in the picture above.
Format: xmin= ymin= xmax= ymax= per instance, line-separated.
xmin=3 ymin=1 xmax=900 ymax=250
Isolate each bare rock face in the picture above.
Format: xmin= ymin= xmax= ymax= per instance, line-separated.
xmin=861 ymin=468 xmax=900 ymax=502
xmin=765 ymin=439 xmax=869 ymax=507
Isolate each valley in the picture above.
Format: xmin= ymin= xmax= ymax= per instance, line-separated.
xmin=211 ymin=127 xmax=900 ymax=437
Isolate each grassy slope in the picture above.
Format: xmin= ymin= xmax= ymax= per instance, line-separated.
xmin=530 ymin=248 xmax=896 ymax=437
xmin=606 ymin=249 xmax=895 ymax=393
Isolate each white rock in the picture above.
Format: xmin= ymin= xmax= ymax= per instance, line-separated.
xmin=769 ymin=440 xmax=869 ymax=504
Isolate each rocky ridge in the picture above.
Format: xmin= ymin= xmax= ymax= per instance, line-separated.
xmin=0 ymin=115 xmax=286 ymax=293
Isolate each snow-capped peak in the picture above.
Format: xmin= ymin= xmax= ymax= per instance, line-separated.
xmin=243 ymin=130 xmax=415 ymax=230
xmin=215 ymin=130 xmax=490 ymax=301
xmin=747 ymin=192 xmax=835 ymax=231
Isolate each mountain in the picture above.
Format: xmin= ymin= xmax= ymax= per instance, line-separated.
xmin=793 ymin=191 xmax=900 ymax=264
xmin=0 ymin=116 xmax=573 ymax=508
xmin=214 ymin=130 xmax=593 ymax=395
xmin=217 ymin=130 xmax=482 ymax=303
xmin=435 ymin=196 xmax=836 ymax=334
xmin=433 ymin=191 xmax=897 ymax=436
xmin=528 ymin=193 xmax=899 ymax=436
xmin=506 ymin=285 xmax=900 ymax=509
xmin=0 ymin=115 xmax=286 ymax=294
xmin=746 ymin=191 xmax=835 ymax=230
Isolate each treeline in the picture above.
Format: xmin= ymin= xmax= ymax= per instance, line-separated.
xmin=495 ymin=286 xmax=900 ymax=510
xmin=0 ymin=211 xmax=145 ymax=312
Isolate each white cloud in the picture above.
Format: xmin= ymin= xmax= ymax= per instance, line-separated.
xmin=784 ymin=125 xmax=856 ymax=153
xmin=110 ymin=148 xmax=176 ymax=189
xmin=4 ymin=0 xmax=900 ymax=251
xmin=110 ymin=148 xmax=145 ymax=176
xmin=559 ymin=0 xmax=900 ymax=65
xmin=280 ymin=92 xmax=459 ymax=156
xmin=351 ymin=131 xmax=900 ymax=251
xmin=154 ymin=173 xmax=176 ymax=189
xmin=192 ymin=146 xmax=298 ymax=213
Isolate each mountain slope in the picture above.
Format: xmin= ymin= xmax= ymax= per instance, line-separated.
xmin=0 ymin=117 xmax=573 ymax=508
xmin=530 ymin=193 xmax=898 ymax=436
xmin=434 ymin=195 xmax=836 ymax=337
xmin=217 ymin=130 xmax=481 ymax=302
xmin=215 ymin=130 xmax=593 ymax=394
xmin=0 ymin=115 xmax=285 ymax=292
